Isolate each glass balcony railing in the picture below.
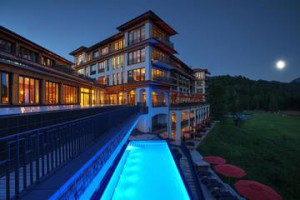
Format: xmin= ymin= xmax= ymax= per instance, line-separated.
xmin=152 ymin=56 xmax=176 ymax=66
xmin=152 ymin=76 xmax=170 ymax=83
xmin=153 ymin=36 xmax=174 ymax=49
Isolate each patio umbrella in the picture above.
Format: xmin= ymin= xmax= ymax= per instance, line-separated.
xmin=234 ymin=180 xmax=282 ymax=200
xmin=214 ymin=164 xmax=246 ymax=178
xmin=203 ymin=156 xmax=226 ymax=165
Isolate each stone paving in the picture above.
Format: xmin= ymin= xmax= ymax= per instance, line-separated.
xmin=173 ymin=146 xmax=202 ymax=200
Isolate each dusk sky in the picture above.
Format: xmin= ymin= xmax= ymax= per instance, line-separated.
xmin=1 ymin=0 xmax=300 ymax=82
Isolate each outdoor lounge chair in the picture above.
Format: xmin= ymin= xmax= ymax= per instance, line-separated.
xmin=201 ymin=177 xmax=219 ymax=185
xmin=197 ymin=170 xmax=212 ymax=177
xmin=217 ymin=196 xmax=239 ymax=200
xmin=207 ymin=182 xmax=224 ymax=189
xmin=211 ymin=188 xmax=239 ymax=200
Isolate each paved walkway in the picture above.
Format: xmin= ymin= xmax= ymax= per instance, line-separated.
xmin=0 ymin=104 xmax=117 ymax=116
xmin=171 ymin=146 xmax=202 ymax=200
xmin=129 ymin=133 xmax=160 ymax=140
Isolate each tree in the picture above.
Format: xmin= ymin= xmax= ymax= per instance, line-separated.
xmin=207 ymin=83 xmax=227 ymax=119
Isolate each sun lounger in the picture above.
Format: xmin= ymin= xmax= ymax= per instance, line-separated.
xmin=211 ymin=188 xmax=239 ymax=200
xmin=197 ymin=170 xmax=212 ymax=177
xmin=201 ymin=177 xmax=219 ymax=185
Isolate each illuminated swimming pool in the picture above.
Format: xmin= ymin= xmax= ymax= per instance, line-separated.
xmin=99 ymin=140 xmax=190 ymax=200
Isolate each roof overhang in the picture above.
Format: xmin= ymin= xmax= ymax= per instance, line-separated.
xmin=0 ymin=26 xmax=73 ymax=65
xmin=69 ymin=46 xmax=87 ymax=56
xmin=117 ymin=10 xmax=177 ymax=36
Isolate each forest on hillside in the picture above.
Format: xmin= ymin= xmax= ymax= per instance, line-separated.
xmin=207 ymin=75 xmax=300 ymax=118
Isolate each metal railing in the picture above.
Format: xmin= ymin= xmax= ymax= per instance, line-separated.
xmin=0 ymin=106 xmax=122 ymax=137
xmin=0 ymin=106 xmax=138 ymax=200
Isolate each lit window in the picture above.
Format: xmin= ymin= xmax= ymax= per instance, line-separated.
xmin=92 ymin=50 xmax=100 ymax=59
xmin=45 ymin=81 xmax=59 ymax=104
xmin=101 ymin=46 xmax=109 ymax=55
xmin=0 ymin=72 xmax=10 ymax=104
xmin=128 ymin=26 xmax=145 ymax=45
xmin=18 ymin=76 xmax=39 ymax=104
xmin=63 ymin=85 xmax=78 ymax=104
xmin=114 ymin=39 xmax=125 ymax=51
xmin=112 ymin=54 xmax=124 ymax=69
xmin=128 ymin=68 xmax=145 ymax=83
xmin=0 ymin=39 xmax=15 ymax=54
xmin=128 ymin=49 xmax=145 ymax=65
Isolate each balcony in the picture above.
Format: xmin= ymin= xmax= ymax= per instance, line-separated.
xmin=152 ymin=76 xmax=170 ymax=83
xmin=152 ymin=102 xmax=167 ymax=107
xmin=128 ymin=38 xmax=145 ymax=46
xmin=0 ymin=50 xmax=79 ymax=77
xmin=181 ymin=119 xmax=189 ymax=127
xmin=153 ymin=36 xmax=174 ymax=49
xmin=152 ymin=58 xmax=175 ymax=72
xmin=98 ymin=68 xmax=105 ymax=74
xmin=170 ymin=102 xmax=208 ymax=110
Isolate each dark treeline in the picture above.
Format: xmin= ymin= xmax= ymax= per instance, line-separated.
xmin=207 ymin=75 xmax=300 ymax=118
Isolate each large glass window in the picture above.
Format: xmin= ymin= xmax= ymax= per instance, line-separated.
xmin=98 ymin=60 xmax=108 ymax=73
xmin=0 ymin=39 xmax=15 ymax=54
xmin=128 ymin=26 xmax=145 ymax=45
xmin=19 ymin=47 xmax=38 ymax=63
xmin=90 ymin=64 xmax=97 ymax=75
xmin=92 ymin=50 xmax=100 ymax=60
xmin=41 ymin=56 xmax=55 ymax=66
xmin=106 ymin=75 xmax=110 ymax=85
xmin=152 ymin=26 xmax=168 ymax=42
xmin=113 ymin=74 xmax=117 ymax=85
xmin=117 ymin=72 xmax=123 ymax=84
xmin=128 ymin=68 xmax=145 ymax=83
xmin=114 ymin=39 xmax=125 ymax=51
xmin=128 ymin=48 xmax=145 ymax=65
xmin=80 ymin=88 xmax=90 ymax=105
xmin=19 ymin=76 xmax=39 ymax=104
xmin=152 ymin=91 xmax=166 ymax=107
xmin=101 ymin=46 xmax=109 ymax=55
xmin=45 ymin=81 xmax=59 ymax=104
xmin=112 ymin=54 xmax=124 ymax=69
xmin=63 ymin=85 xmax=78 ymax=104
xmin=97 ymin=76 xmax=106 ymax=85
xmin=0 ymin=72 xmax=10 ymax=104
xmin=152 ymin=49 xmax=168 ymax=63
xmin=195 ymin=72 xmax=205 ymax=79
xmin=76 ymin=54 xmax=84 ymax=65
xmin=119 ymin=72 xmax=123 ymax=85
xmin=152 ymin=68 xmax=168 ymax=81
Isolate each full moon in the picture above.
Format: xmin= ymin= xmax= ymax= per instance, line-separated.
xmin=276 ymin=60 xmax=286 ymax=70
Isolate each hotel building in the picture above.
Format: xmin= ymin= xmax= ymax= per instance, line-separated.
xmin=70 ymin=11 xmax=210 ymax=141
xmin=0 ymin=11 xmax=209 ymax=142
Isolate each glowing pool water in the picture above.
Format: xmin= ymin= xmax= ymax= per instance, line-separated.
xmin=100 ymin=140 xmax=190 ymax=200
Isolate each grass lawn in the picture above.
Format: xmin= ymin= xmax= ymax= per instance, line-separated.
xmin=198 ymin=112 xmax=300 ymax=200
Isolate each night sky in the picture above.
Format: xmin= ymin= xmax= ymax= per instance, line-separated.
xmin=1 ymin=0 xmax=300 ymax=82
